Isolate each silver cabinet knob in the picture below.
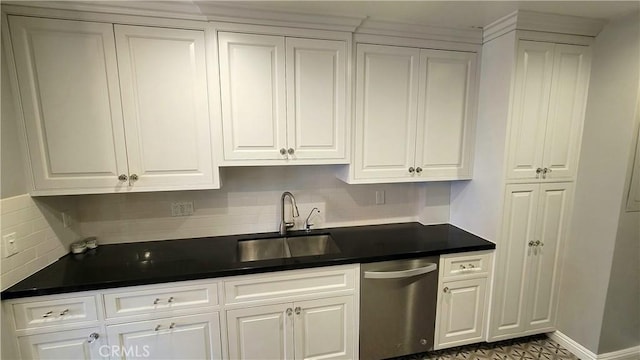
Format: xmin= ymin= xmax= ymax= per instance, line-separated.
xmin=443 ymin=287 xmax=449 ymax=293
xmin=460 ymin=265 xmax=466 ymax=269
xmin=169 ymin=322 xmax=176 ymax=329
xmin=534 ymin=240 xmax=542 ymax=247
xmin=542 ymin=167 xmax=552 ymax=179
xmin=87 ymin=333 xmax=99 ymax=343
xmin=420 ymin=339 xmax=428 ymax=346
xmin=130 ymin=174 xmax=139 ymax=181
xmin=416 ymin=167 xmax=423 ymax=173
xmin=286 ymin=308 xmax=293 ymax=316
xmin=528 ymin=241 xmax=535 ymax=247
xmin=468 ymin=264 xmax=475 ymax=268
xmin=42 ymin=311 xmax=53 ymax=318
xmin=408 ymin=167 xmax=415 ymax=173
xmin=280 ymin=148 xmax=287 ymax=155
xmin=294 ymin=306 xmax=301 ymax=315
xmin=154 ymin=298 xmax=160 ymax=305
xmin=155 ymin=325 xmax=161 ymax=331
xmin=167 ymin=297 xmax=174 ymax=303
xmin=536 ymin=168 xmax=543 ymax=174
xmin=118 ymin=174 xmax=128 ymax=181
xmin=287 ymin=148 xmax=295 ymax=155
xmin=59 ymin=309 xmax=69 ymax=316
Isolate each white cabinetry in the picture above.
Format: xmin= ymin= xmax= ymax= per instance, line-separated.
xmin=17 ymin=326 xmax=107 ymax=360
xmin=106 ymin=313 xmax=222 ymax=360
xmin=224 ymin=265 xmax=358 ymax=360
xmin=9 ymin=16 xmax=218 ymax=195
xmin=435 ymin=251 xmax=493 ymax=350
xmin=506 ymin=41 xmax=591 ymax=182
xmin=490 ymin=183 xmax=573 ymax=339
xmin=218 ymin=31 xmax=348 ymax=165
xmin=345 ymin=43 xmax=477 ymax=183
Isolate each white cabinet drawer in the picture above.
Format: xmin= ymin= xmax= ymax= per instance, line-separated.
xmin=441 ymin=251 xmax=492 ymax=280
xmin=12 ymin=296 xmax=99 ymax=330
xmin=104 ymin=283 xmax=219 ymax=319
xmin=224 ymin=266 xmax=356 ymax=305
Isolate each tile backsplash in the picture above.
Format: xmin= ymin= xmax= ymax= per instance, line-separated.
xmin=76 ymin=166 xmax=451 ymax=244
xmin=0 ymin=194 xmax=70 ymax=290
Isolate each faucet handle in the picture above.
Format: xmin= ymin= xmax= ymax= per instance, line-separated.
xmin=305 ymin=208 xmax=320 ymax=232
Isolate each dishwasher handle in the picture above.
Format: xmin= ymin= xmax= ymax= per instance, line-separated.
xmin=364 ymin=263 xmax=437 ymax=279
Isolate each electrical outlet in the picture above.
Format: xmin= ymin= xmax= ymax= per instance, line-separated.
xmin=375 ymin=190 xmax=385 ymax=205
xmin=171 ymin=201 xmax=194 ymax=216
xmin=3 ymin=232 xmax=18 ymax=258
xmin=62 ymin=211 xmax=72 ymax=228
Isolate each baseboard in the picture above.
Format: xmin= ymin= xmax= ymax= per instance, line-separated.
xmin=549 ymin=331 xmax=598 ymax=360
xmin=549 ymin=331 xmax=640 ymax=360
xmin=598 ymin=346 xmax=640 ymax=360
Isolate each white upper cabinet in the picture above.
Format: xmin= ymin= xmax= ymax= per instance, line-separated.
xmin=506 ymin=41 xmax=591 ymax=182
xmin=416 ymin=50 xmax=477 ymax=179
xmin=354 ymin=44 xmax=420 ymax=180
xmin=218 ymin=32 xmax=287 ymax=161
xmin=10 ymin=16 xmax=129 ymax=192
xmin=10 ymin=16 xmax=219 ymax=195
xmin=351 ymin=43 xmax=477 ymax=183
xmin=286 ymin=38 xmax=347 ymax=161
xmin=114 ymin=25 xmax=215 ymax=190
xmin=218 ymin=32 xmax=348 ymax=165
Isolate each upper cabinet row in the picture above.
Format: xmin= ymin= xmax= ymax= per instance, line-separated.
xmin=10 ymin=16 xmax=217 ymax=195
xmin=9 ymin=15 xmax=479 ymax=194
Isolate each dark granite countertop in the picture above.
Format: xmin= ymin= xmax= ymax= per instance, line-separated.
xmin=1 ymin=222 xmax=494 ymax=300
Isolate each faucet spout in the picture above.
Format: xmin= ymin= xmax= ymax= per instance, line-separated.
xmin=280 ymin=192 xmax=299 ymax=236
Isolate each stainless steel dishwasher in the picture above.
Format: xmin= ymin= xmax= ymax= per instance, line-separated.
xmin=360 ymin=256 xmax=439 ymax=359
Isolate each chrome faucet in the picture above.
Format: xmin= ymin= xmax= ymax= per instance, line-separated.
xmin=280 ymin=192 xmax=299 ymax=235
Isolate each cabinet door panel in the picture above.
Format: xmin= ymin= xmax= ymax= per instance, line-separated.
xmin=9 ymin=16 xmax=128 ymax=191
xmin=490 ymin=184 xmax=538 ymax=340
xmin=416 ymin=50 xmax=477 ymax=179
xmin=527 ymin=183 xmax=573 ymax=331
xmin=294 ymin=296 xmax=354 ymax=360
xmin=106 ymin=313 xmax=222 ymax=360
xmin=506 ymin=41 xmax=555 ymax=180
xmin=115 ymin=25 xmax=214 ymax=189
xmin=219 ymin=33 xmax=286 ymax=160
xmin=227 ymin=304 xmax=293 ymax=360
xmin=18 ymin=327 xmax=106 ymax=360
xmin=436 ymin=278 xmax=486 ymax=349
xmin=354 ymin=44 xmax=420 ymax=179
xmin=286 ymin=38 xmax=347 ymax=161
xmin=542 ymin=45 xmax=591 ymax=180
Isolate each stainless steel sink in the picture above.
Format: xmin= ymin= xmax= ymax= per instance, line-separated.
xmin=237 ymin=234 xmax=340 ymax=262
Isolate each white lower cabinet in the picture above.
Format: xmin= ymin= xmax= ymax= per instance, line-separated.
xmin=17 ymin=326 xmax=107 ymax=360
xmin=489 ymin=183 xmax=573 ymax=340
xmin=435 ymin=251 xmax=493 ymax=350
xmin=227 ymin=296 xmax=354 ymax=360
xmin=106 ymin=313 xmax=223 ymax=360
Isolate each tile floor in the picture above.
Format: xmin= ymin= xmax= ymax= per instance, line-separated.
xmin=391 ymin=335 xmax=579 ymax=360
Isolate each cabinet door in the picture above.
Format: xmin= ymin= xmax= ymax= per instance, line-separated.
xmin=506 ymin=41 xmax=555 ymax=181
xmin=227 ymin=304 xmax=294 ymax=360
xmin=526 ymin=183 xmax=573 ymax=332
xmin=542 ymin=45 xmax=591 ymax=181
xmin=436 ymin=278 xmax=486 ymax=349
xmin=416 ymin=50 xmax=477 ymax=180
xmin=218 ymin=32 xmax=287 ymax=161
xmin=114 ymin=25 xmax=215 ymax=190
xmin=489 ymin=184 xmax=538 ymax=340
xmin=294 ymin=296 xmax=354 ymax=360
xmin=354 ymin=44 xmax=420 ymax=179
xmin=285 ymin=38 xmax=347 ymax=161
xmin=9 ymin=16 xmax=128 ymax=192
xmin=18 ymin=327 xmax=106 ymax=360
xmin=106 ymin=313 xmax=222 ymax=360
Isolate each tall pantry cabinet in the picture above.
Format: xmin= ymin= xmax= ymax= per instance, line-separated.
xmin=449 ymin=12 xmax=599 ymax=342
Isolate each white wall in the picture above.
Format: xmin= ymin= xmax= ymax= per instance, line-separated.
xmin=556 ymin=10 xmax=640 ymax=354
xmin=75 ymin=166 xmax=451 ymax=244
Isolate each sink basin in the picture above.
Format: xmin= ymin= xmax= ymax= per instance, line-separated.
xmin=237 ymin=234 xmax=340 ymax=262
